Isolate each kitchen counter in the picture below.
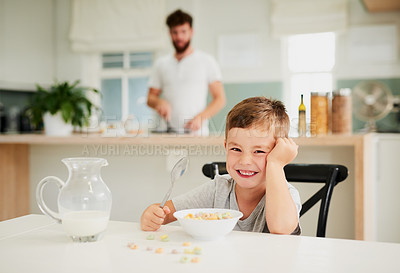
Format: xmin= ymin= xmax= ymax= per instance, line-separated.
xmin=0 ymin=133 xmax=370 ymax=240
xmin=0 ymin=133 xmax=225 ymax=145
xmin=0 ymin=132 xmax=364 ymax=145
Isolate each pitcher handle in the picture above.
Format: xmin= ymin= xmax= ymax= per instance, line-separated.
xmin=36 ymin=176 xmax=65 ymax=223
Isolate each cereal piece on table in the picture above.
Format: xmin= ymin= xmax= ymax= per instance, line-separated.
xmin=180 ymin=256 xmax=189 ymax=263
xmin=191 ymin=257 xmax=200 ymax=263
xmin=127 ymin=243 xmax=138 ymax=250
xmin=182 ymin=241 xmax=191 ymax=247
xmin=184 ymin=248 xmax=193 ymax=254
xmin=171 ymin=249 xmax=179 ymax=254
xmin=193 ymin=247 xmax=202 ymax=255
xmin=155 ymin=248 xmax=164 ymax=254
xmin=146 ymin=234 xmax=155 ymax=240
xmin=160 ymin=234 xmax=169 ymax=242
xmin=146 ymin=247 xmax=153 ymax=251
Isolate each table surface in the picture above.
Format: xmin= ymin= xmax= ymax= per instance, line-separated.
xmin=1 ymin=215 xmax=399 ymax=273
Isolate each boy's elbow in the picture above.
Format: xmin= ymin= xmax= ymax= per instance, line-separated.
xmin=268 ymin=221 xmax=299 ymax=235
xmin=269 ymin=228 xmax=291 ymax=235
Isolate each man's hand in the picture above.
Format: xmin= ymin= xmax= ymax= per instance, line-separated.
xmin=140 ymin=204 xmax=171 ymax=231
xmin=155 ymin=99 xmax=171 ymax=121
xmin=147 ymin=88 xmax=171 ymax=121
xmin=267 ymin=138 xmax=298 ymax=167
xmin=184 ymin=115 xmax=202 ymax=132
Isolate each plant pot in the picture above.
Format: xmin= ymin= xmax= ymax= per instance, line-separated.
xmin=43 ymin=112 xmax=73 ymax=136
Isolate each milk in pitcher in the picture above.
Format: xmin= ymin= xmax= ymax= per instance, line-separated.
xmin=62 ymin=210 xmax=109 ymax=237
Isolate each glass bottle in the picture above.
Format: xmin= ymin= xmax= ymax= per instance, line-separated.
xmin=298 ymin=94 xmax=306 ymax=136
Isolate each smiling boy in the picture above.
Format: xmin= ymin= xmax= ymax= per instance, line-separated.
xmin=141 ymin=97 xmax=301 ymax=235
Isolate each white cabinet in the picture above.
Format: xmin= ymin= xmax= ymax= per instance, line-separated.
xmin=365 ymin=133 xmax=400 ymax=243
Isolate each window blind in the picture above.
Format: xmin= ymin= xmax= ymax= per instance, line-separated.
xmin=70 ymin=0 xmax=167 ymax=52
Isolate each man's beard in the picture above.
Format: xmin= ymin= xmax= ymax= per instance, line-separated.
xmin=173 ymin=40 xmax=191 ymax=54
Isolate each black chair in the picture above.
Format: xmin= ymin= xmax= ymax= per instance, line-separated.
xmin=202 ymin=162 xmax=348 ymax=237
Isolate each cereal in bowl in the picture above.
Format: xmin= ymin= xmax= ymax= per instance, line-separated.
xmin=184 ymin=211 xmax=232 ymax=220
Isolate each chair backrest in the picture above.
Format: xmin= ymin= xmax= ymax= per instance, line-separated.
xmin=202 ymin=162 xmax=348 ymax=237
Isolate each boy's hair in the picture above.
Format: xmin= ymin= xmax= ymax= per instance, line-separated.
xmin=166 ymin=9 xmax=193 ymax=28
xmin=225 ymin=97 xmax=290 ymax=138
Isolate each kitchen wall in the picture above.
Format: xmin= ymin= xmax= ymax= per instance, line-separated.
xmin=0 ymin=0 xmax=55 ymax=89
xmin=336 ymin=0 xmax=400 ymax=80
xmin=1 ymin=0 xmax=400 ymax=129
xmin=2 ymin=0 xmax=400 ymax=84
xmin=192 ymin=0 xmax=400 ymax=133
xmin=0 ymin=0 xmax=82 ymax=90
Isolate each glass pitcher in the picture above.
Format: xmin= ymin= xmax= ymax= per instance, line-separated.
xmin=36 ymin=157 xmax=112 ymax=242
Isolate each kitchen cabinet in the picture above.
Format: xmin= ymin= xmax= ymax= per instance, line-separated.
xmin=0 ymin=144 xmax=29 ymax=220
xmin=362 ymin=0 xmax=400 ymax=12
xmin=364 ymin=133 xmax=400 ymax=243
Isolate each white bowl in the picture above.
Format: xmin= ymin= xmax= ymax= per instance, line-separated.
xmin=173 ymin=208 xmax=243 ymax=241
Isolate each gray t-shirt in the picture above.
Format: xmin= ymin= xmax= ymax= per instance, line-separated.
xmin=172 ymin=174 xmax=301 ymax=235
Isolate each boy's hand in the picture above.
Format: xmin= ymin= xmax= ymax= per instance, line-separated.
xmin=267 ymin=137 xmax=298 ymax=167
xmin=140 ymin=204 xmax=171 ymax=231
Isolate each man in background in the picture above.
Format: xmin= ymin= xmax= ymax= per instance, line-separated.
xmin=147 ymin=9 xmax=225 ymax=135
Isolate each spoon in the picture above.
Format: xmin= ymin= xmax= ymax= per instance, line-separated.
xmin=160 ymin=157 xmax=189 ymax=208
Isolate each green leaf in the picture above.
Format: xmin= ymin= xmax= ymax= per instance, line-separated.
xmin=26 ymin=79 xmax=101 ymax=128
xmin=61 ymin=102 xmax=73 ymax=122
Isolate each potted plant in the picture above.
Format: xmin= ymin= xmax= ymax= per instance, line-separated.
xmin=28 ymin=80 xmax=100 ymax=136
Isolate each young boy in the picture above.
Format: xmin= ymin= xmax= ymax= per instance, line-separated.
xmin=140 ymin=97 xmax=301 ymax=235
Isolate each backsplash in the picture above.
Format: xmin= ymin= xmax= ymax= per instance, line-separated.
xmin=1 ymin=78 xmax=399 ymax=134
xmin=208 ymin=78 xmax=400 ymax=134
xmin=337 ymin=78 xmax=400 ymax=133
xmin=0 ymin=89 xmax=35 ymax=133
xmin=208 ymin=81 xmax=283 ymax=135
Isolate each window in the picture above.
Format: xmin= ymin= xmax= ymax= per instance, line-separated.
xmin=100 ymin=51 xmax=154 ymax=125
xmin=283 ymin=32 xmax=336 ymax=136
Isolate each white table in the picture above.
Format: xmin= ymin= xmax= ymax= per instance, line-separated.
xmin=1 ymin=215 xmax=399 ymax=273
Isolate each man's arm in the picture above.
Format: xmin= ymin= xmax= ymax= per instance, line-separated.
xmin=184 ymin=81 xmax=226 ymax=131
xmin=147 ymin=87 xmax=171 ymax=121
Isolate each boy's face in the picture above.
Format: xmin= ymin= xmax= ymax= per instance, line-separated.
xmin=225 ymin=127 xmax=276 ymax=191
